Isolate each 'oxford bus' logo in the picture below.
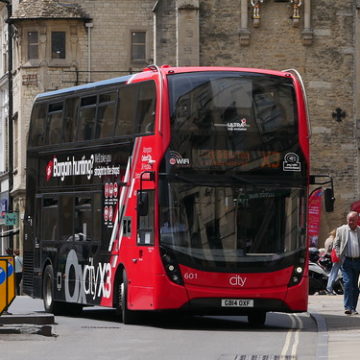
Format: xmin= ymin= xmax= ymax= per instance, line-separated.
xmin=229 ymin=275 xmax=247 ymax=287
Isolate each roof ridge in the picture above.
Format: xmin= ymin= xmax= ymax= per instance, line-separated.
xmin=11 ymin=0 xmax=90 ymax=20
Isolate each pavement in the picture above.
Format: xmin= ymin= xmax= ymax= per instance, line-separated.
xmin=1 ymin=295 xmax=360 ymax=358
xmin=308 ymin=294 xmax=360 ymax=359
xmin=0 ymin=296 xmax=54 ymax=336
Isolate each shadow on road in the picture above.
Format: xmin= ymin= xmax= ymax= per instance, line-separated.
xmin=75 ymin=307 xmax=310 ymax=332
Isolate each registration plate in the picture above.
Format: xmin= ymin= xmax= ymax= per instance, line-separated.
xmin=221 ymin=299 xmax=254 ymax=307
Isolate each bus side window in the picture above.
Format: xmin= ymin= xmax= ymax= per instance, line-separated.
xmin=136 ymin=81 xmax=155 ymax=134
xmin=78 ymin=95 xmax=97 ymax=141
xmin=115 ymin=86 xmax=136 ymax=136
xmin=63 ymin=97 xmax=79 ymax=143
xmin=41 ymin=197 xmax=58 ymax=241
xmin=93 ymin=193 xmax=102 ymax=243
xmin=74 ymin=197 xmax=92 ymax=241
xmin=47 ymin=102 xmax=63 ymax=144
xmin=29 ymin=102 xmax=47 ymax=147
xmin=95 ymin=92 xmax=116 ymax=139
xmin=60 ymin=195 xmax=74 ymax=241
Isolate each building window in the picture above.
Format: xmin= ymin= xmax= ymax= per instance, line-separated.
xmin=27 ymin=31 xmax=39 ymax=60
xmin=51 ymin=31 xmax=66 ymax=59
xmin=131 ymin=31 xmax=146 ymax=62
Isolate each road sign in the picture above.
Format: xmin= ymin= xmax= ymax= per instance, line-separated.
xmin=0 ymin=256 xmax=16 ymax=315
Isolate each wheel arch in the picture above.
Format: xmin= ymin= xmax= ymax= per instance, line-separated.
xmin=112 ymin=263 xmax=125 ymax=308
xmin=41 ymin=258 xmax=53 ymax=296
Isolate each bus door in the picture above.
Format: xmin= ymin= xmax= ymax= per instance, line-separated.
xmin=128 ymin=189 xmax=156 ymax=308
xmin=33 ymin=196 xmax=42 ymax=270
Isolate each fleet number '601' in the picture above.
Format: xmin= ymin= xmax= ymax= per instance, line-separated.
xmin=184 ymin=272 xmax=198 ymax=280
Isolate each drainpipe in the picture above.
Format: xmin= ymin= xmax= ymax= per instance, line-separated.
xmin=85 ymin=22 xmax=93 ymax=83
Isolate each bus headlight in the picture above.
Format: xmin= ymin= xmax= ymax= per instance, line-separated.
xmin=160 ymin=247 xmax=184 ymax=286
xmin=288 ymin=261 xmax=305 ymax=287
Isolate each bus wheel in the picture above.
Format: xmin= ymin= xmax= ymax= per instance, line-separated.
xmin=120 ymin=271 xmax=138 ymax=324
xmin=248 ymin=311 xmax=266 ymax=327
xmin=42 ymin=265 xmax=62 ymax=315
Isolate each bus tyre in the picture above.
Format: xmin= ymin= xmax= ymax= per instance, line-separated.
xmin=42 ymin=265 xmax=61 ymax=314
xmin=248 ymin=311 xmax=266 ymax=327
xmin=121 ymin=271 xmax=137 ymax=324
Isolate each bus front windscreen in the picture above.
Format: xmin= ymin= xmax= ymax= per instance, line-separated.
xmin=159 ymin=178 xmax=306 ymax=271
xmin=167 ymin=71 xmax=305 ymax=177
xmin=164 ymin=70 xmax=307 ymax=271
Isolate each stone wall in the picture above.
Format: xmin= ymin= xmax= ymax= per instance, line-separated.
xmin=9 ymin=0 xmax=155 ymax=251
xmin=154 ymin=0 xmax=177 ymax=65
xmin=79 ymin=0 xmax=154 ymax=81
xmin=6 ymin=0 xmax=360 ymax=248
xmin=195 ymin=0 xmax=357 ymax=243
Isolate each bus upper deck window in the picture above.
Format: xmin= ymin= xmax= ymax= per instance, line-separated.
xmin=63 ymin=97 xmax=79 ymax=143
xmin=78 ymin=95 xmax=97 ymax=141
xmin=96 ymin=92 xmax=116 ymax=139
xmin=115 ymin=86 xmax=136 ymax=136
xmin=136 ymin=81 xmax=155 ymax=134
xmin=29 ymin=102 xmax=47 ymax=147
xmin=47 ymin=102 xmax=63 ymax=145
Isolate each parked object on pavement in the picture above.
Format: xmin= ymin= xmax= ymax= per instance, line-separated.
xmin=308 ymin=247 xmax=343 ymax=295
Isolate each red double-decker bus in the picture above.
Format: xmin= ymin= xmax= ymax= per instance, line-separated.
xmin=24 ymin=66 xmax=312 ymax=325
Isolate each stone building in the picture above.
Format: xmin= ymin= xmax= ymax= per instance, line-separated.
xmin=155 ymin=0 xmax=360 ymax=245
xmin=0 ymin=0 xmax=359 ymax=251
xmin=0 ymin=0 xmax=154 ymax=252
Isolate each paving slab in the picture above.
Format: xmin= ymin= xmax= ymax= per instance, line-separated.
xmin=0 ymin=296 xmax=54 ymax=336
xmin=308 ymin=294 xmax=360 ymax=360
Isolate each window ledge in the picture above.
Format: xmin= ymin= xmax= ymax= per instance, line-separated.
xmin=131 ymin=60 xmax=147 ymax=65
xmin=22 ymin=60 xmax=41 ymax=68
xmin=48 ymin=61 xmax=72 ymax=68
xmin=21 ymin=63 xmax=41 ymax=69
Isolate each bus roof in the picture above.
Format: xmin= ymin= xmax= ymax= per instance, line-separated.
xmin=154 ymin=65 xmax=289 ymax=77
xmin=35 ymin=74 xmax=133 ymax=100
xmin=34 ymin=65 xmax=291 ymax=101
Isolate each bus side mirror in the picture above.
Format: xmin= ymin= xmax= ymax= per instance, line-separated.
xmin=137 ymin=191 xmax=149 ymax=217
xmin=309 ymin=174 xmax=335 ymax=212
xmin=324 ymin=188 xmax=335 ymax=212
